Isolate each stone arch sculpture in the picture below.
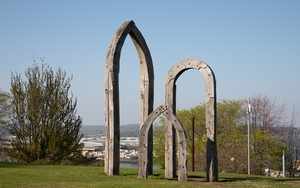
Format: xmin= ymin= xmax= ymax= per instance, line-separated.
xmin=164 ymin=59 xmax=218 ymax=182
xmin=104 ymin=20 xmax=154 ymax=175
xmin=138 ymin=105 xmax=187 ymax=181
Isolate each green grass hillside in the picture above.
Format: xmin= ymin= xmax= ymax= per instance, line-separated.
xmin=0 ymin=162 xmax=299 ymax=188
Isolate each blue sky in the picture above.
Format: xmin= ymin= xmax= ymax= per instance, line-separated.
xmin=1 ymin=1 xmax=299 ymax=126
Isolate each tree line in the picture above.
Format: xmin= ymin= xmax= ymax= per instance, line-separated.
xmin=1 ymin=63 xmax=299 ymax=177
xmin=153 ymin=97 xmax=300 ymax=176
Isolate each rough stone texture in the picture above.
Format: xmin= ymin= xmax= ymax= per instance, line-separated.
xmin=165 ymin=59 xmax=218 ymax=182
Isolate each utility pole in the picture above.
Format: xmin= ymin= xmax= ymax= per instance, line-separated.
xmin=247 ymin=98 xmax=251 ymax=175
xmin=192 ymin=117 xmax=195 ymax=172
xmin=231 ymin=157 xmax=237 ymax=173
xmin=283 ymin=150 xmax=286 ymax=178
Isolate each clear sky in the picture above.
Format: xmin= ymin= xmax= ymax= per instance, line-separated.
xmin=1 ymin=1 xmax=299 ymax=126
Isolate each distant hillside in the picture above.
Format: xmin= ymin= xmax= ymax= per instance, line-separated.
xmin=120 ymin=124 xmax=140 ymax=137
xmin=120 ymin=124 xmax=140 ymax=131
xmin=80 ymin=125 xmax=106 ymax=135
xmin=81 ymin=124 xmax=140 ymax=137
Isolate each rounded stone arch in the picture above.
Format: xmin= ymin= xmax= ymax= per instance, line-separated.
xmin=104 ymin=20 xmax=154 ymax=175
xmin=165 ymin=59 xmax=218 ymax=182
xmin=138 ymin=105 xmax=187 ymax=181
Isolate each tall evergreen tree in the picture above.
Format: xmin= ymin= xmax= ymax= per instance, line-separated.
xmin=9 ymin=64 xmax=83 ymax=163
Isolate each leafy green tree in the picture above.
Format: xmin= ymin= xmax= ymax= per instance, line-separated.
xmin=0 ymin=88 xmax=12 ymax=157
xmin=176 ymin=103 xmax=207 ymax=172
xmin=0 ymin=88 xmax=11 ymax=127
xmin=153 ymin=99 xmax=249 ymax=173
xmin=153 ymin=98 xmax=290 ymax=175
xmin=176 ymin=100 xmax=249 ymax=173
xmin=153 ymin=118 xmax=166 ymax=169
xmin=251 ymin=129 xmax=286 ymax=175
xmin=215 ymin=99 xmax=248 ymax=173
xmin=9 ymin=64 xmax=83 ymax=163
xmin=250 ymin=94 xmax=289 ymax=175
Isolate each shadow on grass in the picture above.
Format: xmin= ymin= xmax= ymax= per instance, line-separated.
xmin=217 ymin=176 xmax=300 ymax=183
xmin=0 ymin=162 xmax=28 ymax=168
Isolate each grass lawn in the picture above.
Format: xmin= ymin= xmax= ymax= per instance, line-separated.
xmin=0 ymin=162 xmax=300 ymax=187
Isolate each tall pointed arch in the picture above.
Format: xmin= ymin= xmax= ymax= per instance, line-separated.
xmin=165 ymin=59 xmax=218 ymax=182
xmin=104 ymin=20 xmax=154 ymax=175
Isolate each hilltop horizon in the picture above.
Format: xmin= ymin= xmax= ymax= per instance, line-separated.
xmin=82 ymin=123 xmax=139 ymax=126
